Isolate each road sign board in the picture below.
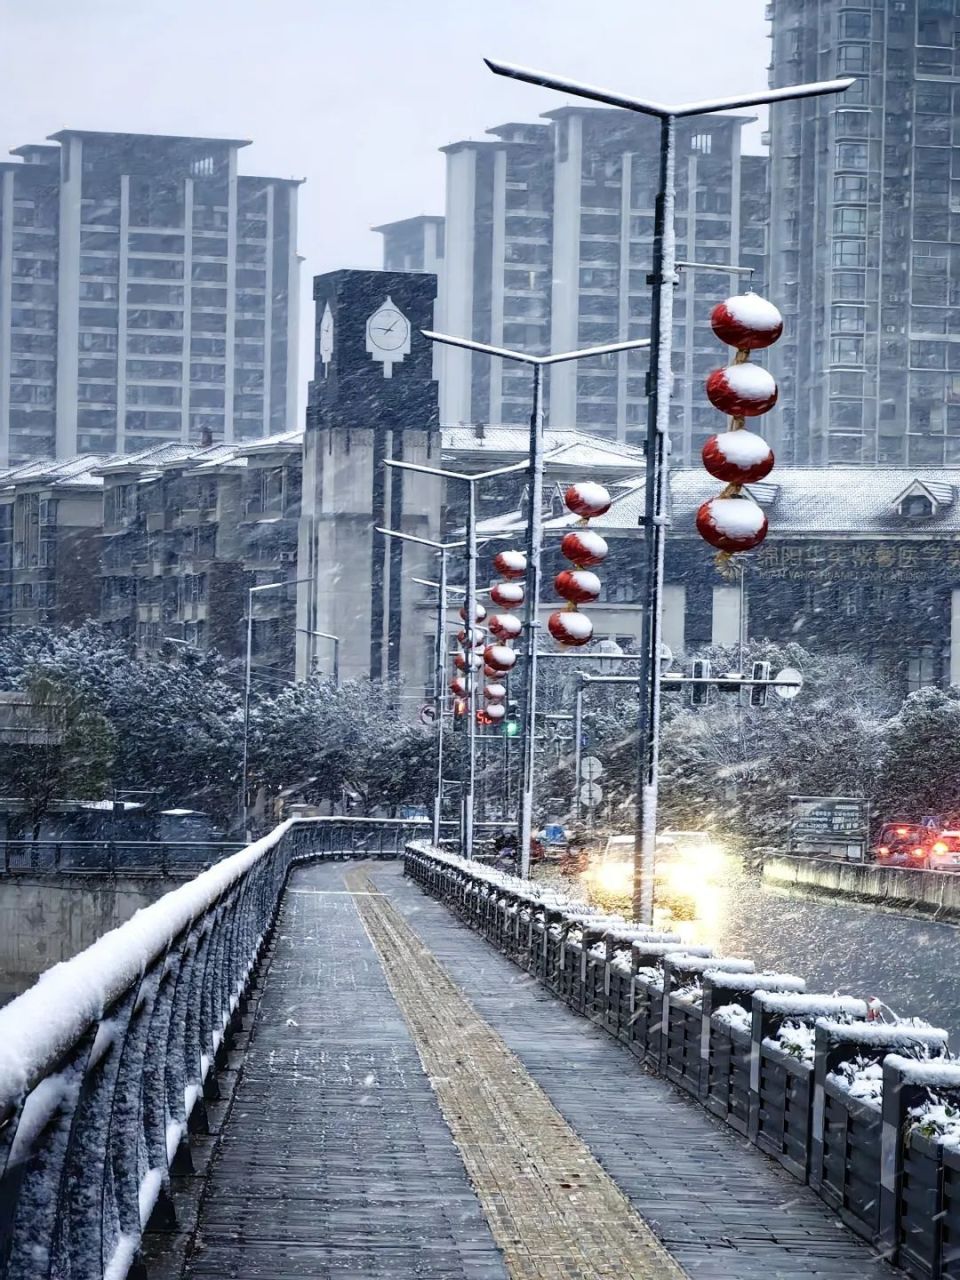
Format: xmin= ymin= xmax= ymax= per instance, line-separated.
xmin=543 ymin=823 xmax=567 ymax=846
xmin=789 ymin=795 xmax=869 ymax=860
xmin=580 ymin=755 xmax=603 ymax=781
xmin=775 ymin=667 xmax=803 ymax=700
xmin=419 ymin=703 xmax=438 ymax=726
xmin=579 ymin=781 xmax=603 ymax=807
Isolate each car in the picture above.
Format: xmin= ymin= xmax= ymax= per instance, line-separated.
xmin=928 ymin=831 xmax=960 ymax=873
xmin=872 ymin=823 xmax=934 ymax=869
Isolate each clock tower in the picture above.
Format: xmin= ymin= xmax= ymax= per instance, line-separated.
xmin=298 ymin=269 xmax=440 ymax=684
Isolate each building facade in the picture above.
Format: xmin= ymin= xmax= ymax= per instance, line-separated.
xmin=0 ymin=130 xmax=301 ymax=466
xmin=768 ymin=0 xmax=960 ymax=466
xmin=382 ymin=112 xmax=768 ymax=461
xmin=0 ymin=455 xmax=105 ymax=632
xmin=373 ymin=215 xmax=445 ymax=275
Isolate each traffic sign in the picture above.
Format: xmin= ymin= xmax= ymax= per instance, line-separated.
xmin=774 ymin=667 xmax=803 ymax=700
xmin=419 ymin=703 xmax=438 ymax=726
xmin=580 ymin=755 xmax=603 ymax=781
xmin=579 ymin=781 xmax=603 ymax=807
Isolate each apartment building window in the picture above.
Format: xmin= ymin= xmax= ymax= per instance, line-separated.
xmin=835 ymin=111 xmax=869 ymax=138
xmin=836 ymin=142 xmax=868 ymax=171
xmin=128 ymin=257 xmax=184 ymax=280
xmin=837 ymin=45 xmax=869 ymax=74
xmin=831 ymin=336 xmax=864 ymax=364
xmin=835 ymin=176 xmax=867 ymax=203
xmin=690 ymin=133 xmax=712 ymax=155
xmin=127 ymin=334 xmax=182 ymax=355
xmin=911 ymin=342 xmax=947 ymax=370
xmin=916 ymin=83 xmax=952 ymax=115
xmin=834 ymin=207 xmax=866 ymax=235
xmin=839 ymin=11 xmax=871 ymax=39
xmin=833 ymin=240 xmax=866 ymax=268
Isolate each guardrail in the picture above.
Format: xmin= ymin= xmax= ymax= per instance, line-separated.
xmin=406 ymin=841 xmax=960 ymax=1277
xmin=0 ymin=839 xmax=247 ymax=877
xmin=0 ymin=816 xmax=448 ymax=1280
xmin=764 ymin=853 xmax=960 ymax=922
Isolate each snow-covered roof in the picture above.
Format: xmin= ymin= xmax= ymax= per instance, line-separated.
xmin=0 ymin=455 xmax=117 ymax=493
xmin=511 ymin=467 xmax=960 ymax=539
xmin=442 ymin=426 xmax=646 ymax=473
xmin=235 ymin=429 xmax=304 ymax=456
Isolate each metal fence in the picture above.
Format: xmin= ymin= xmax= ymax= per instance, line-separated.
xmin=0 ymin=839 xmax=247 ymax=877
xmin=0 ymin=816 xmax=442 ymax=1280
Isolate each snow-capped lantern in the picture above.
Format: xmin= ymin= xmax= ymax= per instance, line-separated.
xmin=706 ymin=364 xmax=778 ymax=418
xmin=490 ymin=581 xmax=524 ymax=610
xmin=484 ymin=682 xmax=507 ymax=702
xmin=488 ymin=612 xmax=522 ymax=640
xmin=493 ymin=549 xmax=527 ymax=581
xmin=711 ymin=293 xmax=783 ymax=351
xmin=484 ymin=702 xmax=506 ymax=722
xmin=701 ymin=429 xmax=775 ymax=485
xmin=564 ymin=481 xmax=611 ymax=520
xmin=695 ymin=495 xmax=768 ymax=554
xmin=458 ymin=602 xmax=486 ymax=623
xmin=561 ymin=528 xmax=608 ymax=568
xmin=454 ymin=651 xmax=483 ymax=672
xmin=548 ymin=611 xmax=594 ymax=647
xmin=483 ymin=643 xmax=517 ymax=673
xmin=457 ymin=625 xmax=485 ymax=647
xmin=450 ymin=676 xmax=467 ymax=697
xmin=483 ymin=663 xmax=501 ymax=679
xmin=555 ymin=569 xmax=601 ymax=605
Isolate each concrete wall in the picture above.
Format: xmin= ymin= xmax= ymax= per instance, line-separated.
xmin=763 ymin=855 xmax=960 ymax=922
xmin=0 ymin=874 xmax=175 ymax=1004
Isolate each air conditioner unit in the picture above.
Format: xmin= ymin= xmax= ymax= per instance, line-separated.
xmin=278 ymin=551 xmax=296 ymax=564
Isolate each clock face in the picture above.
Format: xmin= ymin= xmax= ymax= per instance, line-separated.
xmin=367 ymin=306 xmax=410 ymax=352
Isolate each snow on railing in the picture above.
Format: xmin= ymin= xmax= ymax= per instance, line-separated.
xmin=0 ymin=816 xmax=329 ymax=1280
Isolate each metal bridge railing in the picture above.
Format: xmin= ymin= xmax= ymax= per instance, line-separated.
xmin=0 ymin=839 xmax=247 ymax=877
xmin=0 ymin=815 xmax=452 ymax=1280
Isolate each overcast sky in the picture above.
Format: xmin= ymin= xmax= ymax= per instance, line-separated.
xmin=1 ymin=0 xmax=769 ymax=396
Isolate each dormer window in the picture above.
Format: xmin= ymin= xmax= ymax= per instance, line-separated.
xmin=900 ymin=493 xmax=934 ymax=519
xmin=892 ymin=479 xmax=953 ymax=520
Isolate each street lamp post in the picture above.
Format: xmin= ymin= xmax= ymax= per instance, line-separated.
xmin=382 ymin=457 xmax=528 ymax=860
xmin=423 ymin=330 xmax=651 ymax=880
xmin=377 ymin=529 xmax=467 ymax=848
xmin=486 ymin=56 xmax=854 ymax=921
xmin=241 ymin=576 xmax=311 ymax=835
xmin=297 ymin=627 xmax=341 ymax=685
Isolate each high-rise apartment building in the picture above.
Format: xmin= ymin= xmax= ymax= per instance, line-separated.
xmin=0 ymin=131 xmax=301 ymax=466
xmin=381 ymin=113 xmax=768 ymax=462
xmin=373 ymin=215 xmax=445 ymax=275
xmin=768 ymin=0 xmax=960 ymax=465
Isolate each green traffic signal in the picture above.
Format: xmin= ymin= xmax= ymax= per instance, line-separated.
xmin=505 ymin=719 xmax=520 ymax=737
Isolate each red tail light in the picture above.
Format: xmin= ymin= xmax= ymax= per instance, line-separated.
xmin=933 ymin=842 xmax=947 ymax=855
xmin=912 ymin=847 xmax=924 ymax=858
xmin=896 ymin=827 xmax=908 ymax=836
xmin=878 ymin=846 xmax=889 ymax=855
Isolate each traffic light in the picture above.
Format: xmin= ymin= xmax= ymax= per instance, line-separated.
xmin=750 ymin=660 xmax=771 ymax=707
xmin=453 ymin=697 xmax=468 ymax=729
xmin=691 ymin=658 xmax=711 ymax=706
xmin=505 ymin=701 xmax=520 ymax=737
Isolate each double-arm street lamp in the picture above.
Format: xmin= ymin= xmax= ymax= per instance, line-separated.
xmin=382 ymin=456 xmax=528 ymax=860
xmin=485 ymin=57 xmax=855 ymax=920
xmin=423 ymin=330 xmax=651 ymax=879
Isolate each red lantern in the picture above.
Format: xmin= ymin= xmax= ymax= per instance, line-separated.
xmin=561 ymin=528 xmax=608 ymax=568
xmin=484 ymin=682 xmax=507 ymax=701
xmin=701 ymin=429 xmax=775 ymax=485
xmin=483 ymin=643 xmax=517 ymax=672
xmin=493 ymin=549 xmax=527 ymax=580
xmin=564 ymin=481 xmax=611 ymax=519
xmin=490 ymin=582 xmax=524 ymax=609
xmin=548 ymin=610 xmax=594 ymax=647
xmin=555 ymin=569 xmax=601 ymax=605
xmin=483 ymin=664 xmax=500 ymax=679
xmin=695 ymin=495 xmax=768 ymax=553
xmin=454 ymin=651 xmax=483 ymax=672
xmin=458 ymin=602 xmax=486 ymax=623
xmin=485 ymin=702 xmax=506 ymax=722
xmin=457 ymin=625 xmax=485 ymax=647
xmin=488 ymin=612 xmax=522 ymax=640
xmin=711 ymin=293 xmax=783 ymax=351
xmin=450 ymin=676 xmax=467 ymax=697
xmin=706 ymin=364 xmax=778 ymax=418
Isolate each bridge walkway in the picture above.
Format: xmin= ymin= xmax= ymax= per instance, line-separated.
xmin=181 ymin=861 xmax=893 ymax=1280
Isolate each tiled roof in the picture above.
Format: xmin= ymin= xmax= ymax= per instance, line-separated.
xmin=0 ymin=455 xmax=117 ymax=490
xmin=442 ymin=427 xmax=646 ymax=472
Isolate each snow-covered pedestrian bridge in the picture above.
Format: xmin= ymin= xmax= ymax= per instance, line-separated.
xmin=0 ymin=820 xmax=899 ymax=1278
